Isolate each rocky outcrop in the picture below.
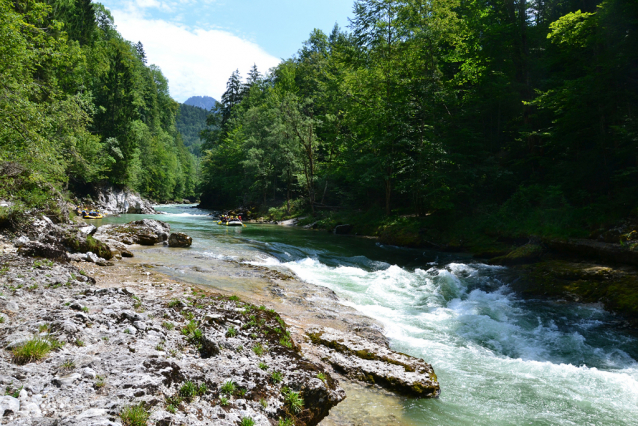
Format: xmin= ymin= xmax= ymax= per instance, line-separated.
xmin=93 ymin=219 xmax=171 ymax=246
xmin=0 ymin=255 xmax=344 ymax=426
xmin=307 ymin=327 xmax=440 ymax=397
xmin=14 ymin=216 xmax=112 ymax=262
xmin=168 ymin=232 xmax=192 ymax=247
xmin=515 ymin=260 xmax=638 ymax=323
xmin=543 ymin=238 xmax=638 ymax=266
xmin=490 ymin=242 xmax=545 ymax=265
xmin=91 ymin=185 xmax=156 ymax=215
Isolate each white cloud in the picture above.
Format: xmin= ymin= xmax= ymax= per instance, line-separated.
xmin=109 ymin=8 xmax=281 ymax=103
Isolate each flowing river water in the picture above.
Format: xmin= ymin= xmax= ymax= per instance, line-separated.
xmin=100 ymin=205 xmax=638 ymax=425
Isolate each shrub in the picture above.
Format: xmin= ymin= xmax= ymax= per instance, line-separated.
xmin=120 ymin=405 xmax=149 ymax=426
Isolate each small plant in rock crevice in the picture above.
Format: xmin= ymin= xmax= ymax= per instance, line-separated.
xmin=220 ymin=380 xmax=236 ymax=395
xmin=282 ymin=387 xmax=304 ymax=414
xmin=181 ymin=320 xmax=203 ymax=346
xmin=219 ymin=396 xmax=229 ymax=406
xmin=61 ymin=360 xmax=76 ymax=371
xmin=278 ymin=418 xmax=295 ymax=426
xmin=120 ymin=404 xmax=149 ymax=426
xmin=5 ymin=385 xmax=23 ymax=398
xmin=240 ymin=417 xmax=255 ymax=426
xmin=279 ymin=335 xmax=293 ymax=348
xmin=162 ymin=321 xmax=174 ymax=330
xmin=271 ymin=371 xmax=283 ymax=384
xmin=259 ymin=362 xmax=268 ymax=370
xmin=95 ymin=375 xmax=106 ymax=388
xmin=260 ymin=398 xmax=268 ymax=408
xmin=226 ymin=326 xmax=237 ymax=338
xmin=252 ymin=343 xmax=264 ymax=356
xmin=317 ymin=372 xmax=327 ymax=383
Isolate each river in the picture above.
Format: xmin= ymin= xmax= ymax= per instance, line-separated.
xmin=100 ymin=205 xmax=638 ymax=425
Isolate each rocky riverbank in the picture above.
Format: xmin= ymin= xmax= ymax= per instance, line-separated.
xmin=0 ymin=216 xmax=441 ymax=425
xmin=76 ymin=186 xmax=156 ymax=216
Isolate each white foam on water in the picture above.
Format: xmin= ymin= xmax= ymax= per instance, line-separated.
xmin=163 ymin=212 xmax=209 ymax=217
xmin=274 ymin=255 xmax=638 ymax=425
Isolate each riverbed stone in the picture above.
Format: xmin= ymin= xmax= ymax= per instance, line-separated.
xmin=307 ymin=327 xmax=440 ymax=397
xmin=168 ymin=232 xmax=192 ymax=247
xmin=93 ymin=219 xmax=170 ymax=246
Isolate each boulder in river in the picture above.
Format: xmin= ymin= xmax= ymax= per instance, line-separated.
xmin=168 ymin=232 xmax=192 ymax=247
xmin=93 ymin=219 xmax=170 ymax=246
xmin=307 ymin=327 xmax=440 ymax=397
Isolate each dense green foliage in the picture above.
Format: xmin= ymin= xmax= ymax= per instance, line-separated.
xmin=0 ymin=0 xmax=197 ymax=206
xmin=175 ymin=104 xmax=209 ymax=155
xmin=200 ymin=0 xmax=638 ymax=238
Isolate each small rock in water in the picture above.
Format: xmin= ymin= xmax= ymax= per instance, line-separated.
xmin=168 ymin=232 xmax=192 ymax=247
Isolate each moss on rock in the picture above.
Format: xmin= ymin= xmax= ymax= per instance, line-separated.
xmin=515 ymin=260 xmax=638 ymax=321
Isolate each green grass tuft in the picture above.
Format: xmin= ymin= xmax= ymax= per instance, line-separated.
xmin=240 ymin=417 xmax=255 ymax=426
xmin=120 ymin=404 xmax=149 ymax=426
xmin=220 ymin=380 xmax=236 ymax=395
xmin=12 ymin=338 xmax=53 ymax=364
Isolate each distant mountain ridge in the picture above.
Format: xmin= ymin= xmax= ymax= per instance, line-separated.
xmin=183 ymin=96 xmax=218 ymax=111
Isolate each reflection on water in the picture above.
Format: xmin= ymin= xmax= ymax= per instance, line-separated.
xmin=98 ymin=205 xmax=638 ymax=426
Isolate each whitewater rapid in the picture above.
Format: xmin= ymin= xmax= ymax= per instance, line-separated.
xmin=249 ymin=255 xmax=638 ymax=425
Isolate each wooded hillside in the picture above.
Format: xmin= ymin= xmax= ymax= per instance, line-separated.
xmin=200 ymin=0 xmax=638 ymax=240
xmin=0 ymin=0 xmax=197 ymax=217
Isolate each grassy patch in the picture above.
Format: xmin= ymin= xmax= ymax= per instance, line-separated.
xmin=12 ymin=338 xmax=55 ymax=364
xmin=120 ymin=405 xmax=149 ymax=426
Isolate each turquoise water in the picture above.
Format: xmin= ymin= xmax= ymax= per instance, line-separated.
xmin=99 ymin=205 xmax=638 ymax=425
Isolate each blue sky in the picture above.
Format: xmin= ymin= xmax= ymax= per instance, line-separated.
xmin=99 ymin=0 xmax=354 ymax=102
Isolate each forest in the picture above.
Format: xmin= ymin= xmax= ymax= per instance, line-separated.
xmin=0 ymin=0 xmax=197 ymax=218
xmin=199 ymin=0 xmax=638 ymax=243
